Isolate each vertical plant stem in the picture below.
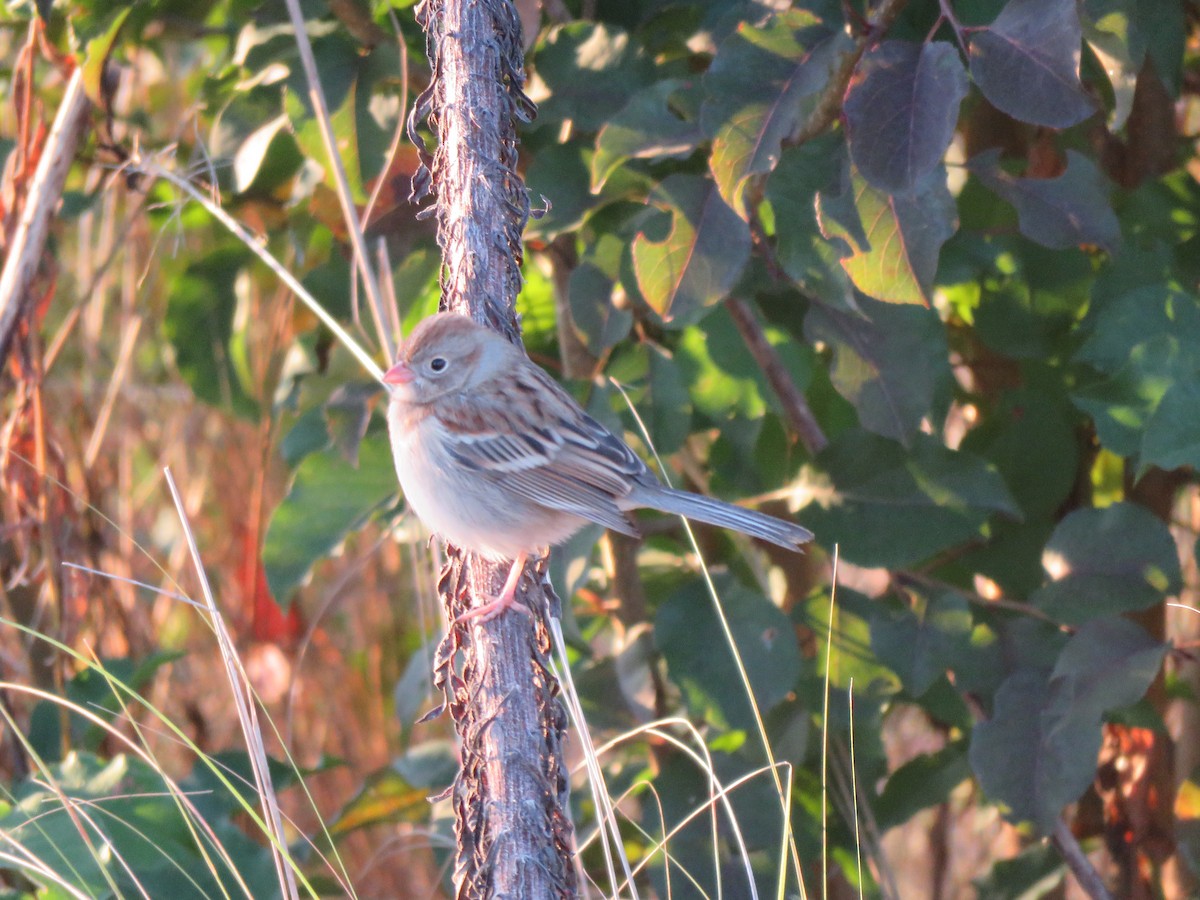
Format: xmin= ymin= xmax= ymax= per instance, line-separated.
xmin=412 ymin=0 xmax=577 ymax=895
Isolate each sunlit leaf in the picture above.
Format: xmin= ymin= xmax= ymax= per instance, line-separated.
xmin=534 ymin=22 xmax=655 ymax=131
xmin=163 ymin=248 xmax=259 ymax=418
xmin=631 ymin=174 xmax=751 ymax=325
xmin=702 ymin=10 xmax=853 ymax=216
xmin=592 ymin=79 xmax=704 ymax=190
xmin=817 ymin=164 xmax=957 ymax=305
xmin=1141 ymin=378 xmax=1200 ymax=474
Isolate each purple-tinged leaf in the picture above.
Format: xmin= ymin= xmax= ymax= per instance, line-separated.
xmin=816 ymin=164 xmax=958 ymax=306
xmin=766 ymin=138 xmax=856 ymax=308
xmin=968 ymin=0 xmax=1095 ymax=128
xmin=844 ymin=41 xmax=969 ymax=194
xmin=970 ymin=149 xmax=1119 ymax=251
xmin=969 ymin=669 xmax=1101 ymax=835
xmin=632 ymin=174 xmax=751 ymax=326
xmin=1048 ymin=618 xmax=1166 ymax=724
xmin=702 ymin=11 xmax=854 ymax=217
xmin=971 ymin=617 xmax=1165 ymax=834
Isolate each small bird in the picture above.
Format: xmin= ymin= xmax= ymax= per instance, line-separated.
xmin=383 ymin=313 xmax=813 ymax=620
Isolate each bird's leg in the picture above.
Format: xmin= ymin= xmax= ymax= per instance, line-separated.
xmin=454 ymin=552 xmax=532 ymax=624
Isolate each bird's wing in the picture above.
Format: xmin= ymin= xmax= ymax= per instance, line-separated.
xmin=433 ymin=364 xmax=646 ymax=536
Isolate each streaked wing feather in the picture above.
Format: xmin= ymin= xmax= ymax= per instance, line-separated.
xmin=501 ymin=466 xmax=640 ymax=536
xmin=435 ymin=365 xmax=648 ymax=535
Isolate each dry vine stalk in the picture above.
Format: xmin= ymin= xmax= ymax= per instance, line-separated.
xmin=407 ymin=0 xmax=577 ymax=896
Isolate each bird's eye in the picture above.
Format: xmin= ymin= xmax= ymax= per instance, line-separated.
xmin=429 ymin=356 xmax=448 ymax=373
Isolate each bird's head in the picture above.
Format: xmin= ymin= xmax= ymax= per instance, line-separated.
xmin=383 ymin=313 xmax=514 ymax=404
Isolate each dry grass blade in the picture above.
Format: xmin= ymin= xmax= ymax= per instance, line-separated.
xmin=163 ymin=467 xmax=300 ymax=900
xmin=134 ymin=155 xmax=384 ymax=383
xmin=281 ymin=0 xmax=395 ymax=362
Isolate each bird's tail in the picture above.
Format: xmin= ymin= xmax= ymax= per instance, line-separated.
xmin=640 ymin=486 xmax=813 ymax=551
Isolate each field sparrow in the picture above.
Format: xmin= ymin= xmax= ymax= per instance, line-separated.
xmin=384 ymin=313 xmax=813 ymax=620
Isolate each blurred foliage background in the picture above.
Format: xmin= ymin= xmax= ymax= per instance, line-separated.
xmin=2 ymin=0 xmax=1200 ymax=897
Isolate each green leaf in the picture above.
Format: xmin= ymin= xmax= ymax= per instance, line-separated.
xmin=28 ymin=653 xmax=181 ymax=761
xmin=817 ymin=164 xmax=957 ymax=305
xmin=971 ymin=617 xmax=1164 ymax=834
xmin=1030 ymin=502 xmax=1182 ymax=624
xmin=800 ymin=430 xmax=1019 ymax=568
xmin=233 ymin=113 xmax=304 ymax=195
xmin=328 ymin=749 xmax=449 ymax=837
xmin=632 ymin=174 xmax=751 ymax=326
xmin=286 ymin=32 xmax=398 ymax=200
xmin=973 ymin=842 xmax=1065 ymax=899
xmin=656 ymin=575 xmax=802 ymax=732
xmin=875 ymin=741 xmax=972 ymax=831
xmin=525 ymin=141 xmax=596 ymax=240
xmin=568 ymin=245 xmax=633 ymax=354
xmin=81 ymin=7 xmax=131 ymax=110
xmin=1070 ymin=280 xmax=1200 ymax=454
xmin=1075 ymin=284 xmax=1200 ymax=374
xmin=960 ymin=386 xmax=1079 ymax=520
xmin=324 ymin=382 xmax=379 ymax=466
xmin=1083 ymin=2 xmax=1146 ymax=129
xmin=163 ymin=247 xmax=259 ymax=417
xmin=645 ymin=343 xmax=692 ymax=455
xmin=675 ymin=304 xmax=770 ymax=424
xmin=263 ymin=432 xmax=398 ymax=604
xmin=766 ymin=136 xmax=855 ymax=306
xmin=1141 ymin=377 xmax=1200 ymax=473
xmin=0 ymin=752 xmax=279 ymax=898
xmin=970 ymin=149 xmax=1120 ymax=251
xmin=844 ymin=40 xmax=969 ymax=194
xmin=803 ymin=297 xmax=951 ymax=444
xmin=968 ymin=0 xmax=1096 ymax=128
xmin=870 ymin=592 xmax=974 ymax=697
xmin=281 ymin=404 xmax=334 ymax=466
xmin=592 ymin=79 xmax=704 ymax=190
xmin=534 ymin=23 xmax=654 ymax=131
xmin=701 ymin=10 xmax=853 ymax=216
xmin=1071 ymin=336 xmax=1182 ymax=456
xmin=964 ymin=240 xmax=1091 ymax=361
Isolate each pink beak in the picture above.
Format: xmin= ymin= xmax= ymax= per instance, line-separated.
xmin=383 ymin=361 xmax=415 ymax=385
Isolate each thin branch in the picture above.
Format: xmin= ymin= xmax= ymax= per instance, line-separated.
xmin=725 ymin=297 xmax=828 ymax=455
xmin=789 ymin=0 xmax=911 ymax=148
xmin=0 ymin=67 xmax=90 ymax=366
xmin=1052 ymin=820 xmax=1113 ymax=900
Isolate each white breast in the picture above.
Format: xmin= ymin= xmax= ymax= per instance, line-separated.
xmin=387 ymin=399 xmax=586 ymax=560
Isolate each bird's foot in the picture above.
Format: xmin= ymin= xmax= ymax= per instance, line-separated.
xmin=453 ymin=553 xmax=533 ymax=624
